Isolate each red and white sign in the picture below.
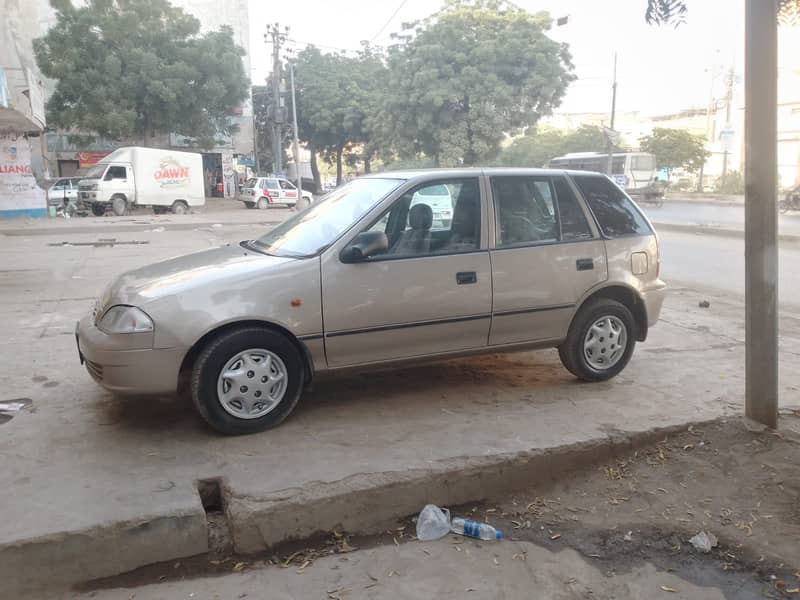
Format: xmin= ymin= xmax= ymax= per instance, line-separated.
xmin=78 ymin=151 xmax=111 ymax=168
xmin=0 ymin=135 xmax=45 ymax=215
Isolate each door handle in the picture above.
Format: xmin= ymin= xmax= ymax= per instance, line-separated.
xmin=456 ymin=271 xmax=477 ymax=285
xmin=576 ymin=258 xmax=594 ymax=271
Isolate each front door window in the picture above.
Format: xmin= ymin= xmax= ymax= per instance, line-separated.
xmin=365 ymin=178 xmax=480 ymax=258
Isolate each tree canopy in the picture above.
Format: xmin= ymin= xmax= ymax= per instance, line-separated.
xmin=639 ymin=127 xmax=708 ymax=173
xmin=293 ymin=44 xmax=386 ymax=187
xmin=34 ymin=0 xmax=249 ymax=148
xmin=379 ymin=0 xmax=575 ymax=166
xmin=496 ymin=125 xmax=613 ymax=168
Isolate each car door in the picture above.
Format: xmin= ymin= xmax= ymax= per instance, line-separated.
xmin=278 ymin=179 xmax=298 ymax=203
xmin=488 ymin=174 xmax=608 ymax=346
xmin=49 ymin=179 xmax=68 ymax=204
xmin=264 ymin=178 xmax=281 ymax=202
xmin=321 ymin=177 xmax=491 ymax=367
xmin=104 ymin=164 xmax=133 ymax=198
xmin=65 ymin=180 xmax=78 ymax=201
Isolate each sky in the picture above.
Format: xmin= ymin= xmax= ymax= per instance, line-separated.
xmin=248 ymin=0 xmax=797 ymax=118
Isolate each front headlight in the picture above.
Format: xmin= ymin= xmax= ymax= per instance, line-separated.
xmin=98 ymin=305 xmax=154 ymax=334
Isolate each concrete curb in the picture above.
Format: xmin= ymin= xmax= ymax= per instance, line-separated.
xmin=4 ymin=419 xmax=717 ymax=595
xmin=225 ymin=420 xmax=715 ymax=554
xmin=652 ymin=221 xmax=800 ymax=244
xmin=2 ymin=507 xmax=207 ymax=597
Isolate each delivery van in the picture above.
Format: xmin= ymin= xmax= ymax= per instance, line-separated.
xmin=78 ymin=147 xmax=205 ymax=216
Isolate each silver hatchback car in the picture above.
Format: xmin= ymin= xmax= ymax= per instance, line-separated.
xmin=77 ymin=168 xmax=665 ymax=434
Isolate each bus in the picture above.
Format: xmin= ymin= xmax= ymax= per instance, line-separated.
xmin=548 ymin=152 xmax=659 ymax=198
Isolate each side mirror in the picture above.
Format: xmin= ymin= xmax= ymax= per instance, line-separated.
xmin=342 ymin=231 xmax=389 ymax=263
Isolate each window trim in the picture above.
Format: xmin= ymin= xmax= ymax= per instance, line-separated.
xmin=338 ymin=176 xmax=484 ymax=263
xmin=488 ymin=174 xmax=598 ymax=250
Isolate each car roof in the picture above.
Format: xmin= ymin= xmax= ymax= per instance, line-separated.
xmin=361 ymin=167 xmax=602 ymax=181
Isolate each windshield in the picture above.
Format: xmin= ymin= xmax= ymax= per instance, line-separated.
xmin=253 ymin=178 xmax=403 ymax=257
xmin=84 ymin=164 xmax=106 ymax=178
xmin=244 ymin=178 xmax=258 ymax=188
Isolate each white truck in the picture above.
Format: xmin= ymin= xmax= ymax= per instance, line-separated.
xmin=78 ymin=146 xmax=205 ymax=216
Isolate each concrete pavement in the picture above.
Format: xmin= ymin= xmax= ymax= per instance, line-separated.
xmin=3 ymin=218 xmax=800 ymax=596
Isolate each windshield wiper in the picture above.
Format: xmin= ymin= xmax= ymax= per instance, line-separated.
xmin=240 ymin=240 xmax=269 ymax=255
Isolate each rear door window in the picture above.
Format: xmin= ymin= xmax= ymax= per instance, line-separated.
xmin=572 ymin=174 xmax=651 ymax=237
xmin=491 ymin=176 xmax=558 ymax=247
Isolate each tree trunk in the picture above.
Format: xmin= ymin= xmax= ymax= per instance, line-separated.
xmin=364 ymin=154 xmax=371 ymax=174
xmin=142 ymin=113 xmax=150 ymax=147
xmin=309 ymin=143 xmax=321 ymax=193
xmin=336 ymin=145 xmax=344 ymax=186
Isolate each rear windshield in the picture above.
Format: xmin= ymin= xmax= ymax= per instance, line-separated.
xmin=244 ymin=178 xmax=258 ymax=188
xmin=572 ymin=174 xmax=651 ymax=238
xmin=631 ymin=155 xmax=656 ymax=171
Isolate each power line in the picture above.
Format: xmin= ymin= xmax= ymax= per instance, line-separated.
xmin=370 ymin=0 xmax=409 ymax=42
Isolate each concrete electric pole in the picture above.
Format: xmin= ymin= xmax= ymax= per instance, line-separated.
xmin=744 ymin=0 xmax=779 ymax=428
xmin=265 ymin=23 xmax=288 ymax=175
xmin=606 ymin=53 xmax=618 ymax=177
xmin=289 ymin=61 xmax=302 ymax=206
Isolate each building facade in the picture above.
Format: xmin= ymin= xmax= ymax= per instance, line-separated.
xmin=0 ymin=0 xmax=48 ymax=218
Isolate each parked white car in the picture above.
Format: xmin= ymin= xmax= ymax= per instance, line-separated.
xmin=241 ymin=177 xmax=313 ymax=209
xmin=47 ymin=177 xmax=81 ymax=206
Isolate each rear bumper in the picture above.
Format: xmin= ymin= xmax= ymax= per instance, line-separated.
xmin=76 ymin=315 xmax=184 ymax=395
xmin=641 ymin=281 xmax=667 ymax=328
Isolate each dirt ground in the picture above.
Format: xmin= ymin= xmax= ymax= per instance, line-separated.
xmin=480 ymin=413 xmax=800 ymax=599
xmin=75 ymin=413 xmax=800 ymax=599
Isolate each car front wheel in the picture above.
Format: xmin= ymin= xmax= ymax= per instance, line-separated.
xmin=558 ymin=299 xmax=636 ymax=382
xmin=191 ymin=327 xmax=305 ymax=435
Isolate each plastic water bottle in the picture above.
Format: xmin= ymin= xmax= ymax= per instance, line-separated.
xmin=451 ymin=518 xmax=502 ymax=541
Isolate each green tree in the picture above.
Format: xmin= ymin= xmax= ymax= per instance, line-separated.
xmin=639 ymin=127 xmax=709 ymax=173
xmin=294 ymin=45 xmax=386 ymax=188
xmin=33 ymin=0 xmax=248 ymax=148
xmin=380 ymin=0 xmax=575 ymax=167
xmin=496 ymin=125 xmax=614 ymax=168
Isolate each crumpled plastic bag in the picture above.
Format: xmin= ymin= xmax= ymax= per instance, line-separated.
xmin=689 ymin=531 xmax=718 ymax=553
xmin=416 ymin=504 xmax=451 ymax=541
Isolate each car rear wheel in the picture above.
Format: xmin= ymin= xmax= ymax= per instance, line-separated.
xmin=111 ymin=195 xmax=127 ymax=216
xmin=558 ymin=299 xmax=636 ymax=382
xmin=256 ymin=197 xmax=269 ymax=210
xmin=191 ymin=327 xmax=305 ymax=435
xmin=91 ymin=203 xmax=106 ymax=216
xmin=171 ymin=200 xmax=189 ymax=215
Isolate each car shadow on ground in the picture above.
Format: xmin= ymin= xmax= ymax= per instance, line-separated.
xmin=93 ymin=350 xmax=585 ymax=436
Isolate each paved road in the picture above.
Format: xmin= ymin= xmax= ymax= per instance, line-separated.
xmin=659 ymin=230 xmax=800 ymax=310
xmin=642 ymin=200 xmax=800 ymax=235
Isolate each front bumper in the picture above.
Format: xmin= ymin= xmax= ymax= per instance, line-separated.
xmin=76 ymin=315 xmax=185 ymax=395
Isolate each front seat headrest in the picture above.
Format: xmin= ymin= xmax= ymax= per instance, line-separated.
xmin=408 ymin=203 xmax=433 ymax=230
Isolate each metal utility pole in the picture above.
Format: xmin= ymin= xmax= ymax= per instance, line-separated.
xmin=744 ymin=0 xmax=779 ymax=428
xmin=606 ymin=53 xmax=618 ymax=176
xmin=252 ymin=98 xmax=260 ymax=176
xmin=289 ymin=61 xmax=303 ymax=206
xmin=266 ymin=23 xmax=288 ymax=175
xmin=720 ymin=68 xmax=735 ymax=188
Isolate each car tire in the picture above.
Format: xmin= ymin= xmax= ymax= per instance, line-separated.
xmin=111 ymin=195 xmax=127 ymax=216
xmin=191 ymin=327 xmax=305 ymax=435
xmin=256 ymin=197 xmax=269 ymax=210
xmin=558 ymin=298 xmax=636 ymax=382
xmin=91 ymin=203 xmax=106 ymax=216
xmin=171 ymin=200 xmax=189 ymax=215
